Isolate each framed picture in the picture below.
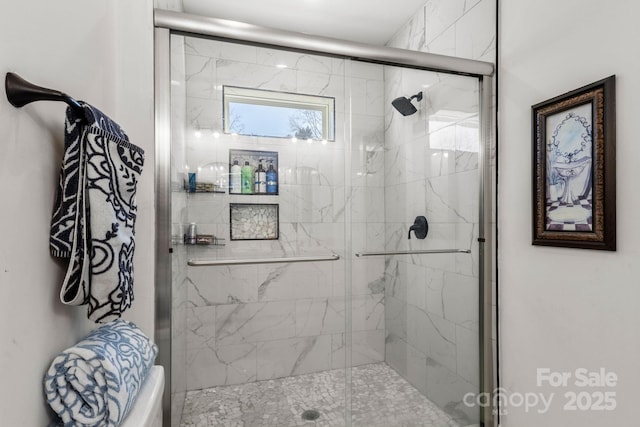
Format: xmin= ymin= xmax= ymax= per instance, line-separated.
xmin=532 ymin=75 xmax=616 ymax=250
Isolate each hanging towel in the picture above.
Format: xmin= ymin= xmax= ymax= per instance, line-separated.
xmin=50 ymin=103 xmax=144 ymax=322
xmin=44 ymin=319 xmax=158 ymax=427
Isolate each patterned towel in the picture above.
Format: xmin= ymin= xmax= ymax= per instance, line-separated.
xmin=50 ymin=103 xmax=144 ymax=322
xmin=44 ymin=320 xmax=158 ymax=427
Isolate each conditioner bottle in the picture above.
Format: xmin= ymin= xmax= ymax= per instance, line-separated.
xmin=241 ymin=161 xmax=253 ymax=194
xmin=266 ymin=160 xmax=278 ymax=194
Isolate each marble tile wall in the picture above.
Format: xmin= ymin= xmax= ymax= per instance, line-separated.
xmin=382 ymin=0 xmax=496 ymax=424
xmin=180 ymin=37 xmax=386 ymax=390
xmin=387 ymin=0 xmax=496 ymax=63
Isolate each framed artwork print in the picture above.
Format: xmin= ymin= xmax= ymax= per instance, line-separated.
xmin=532 ymin=75 xmax=616 ymax=250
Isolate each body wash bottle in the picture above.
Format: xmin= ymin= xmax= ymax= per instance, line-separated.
xmin=254 ymin=159 xmax=266 ymax=194
xmin=241 ymin=161 xmax=253 ymax=194
xmin=266 ymin=160 xmax=278 ymax=194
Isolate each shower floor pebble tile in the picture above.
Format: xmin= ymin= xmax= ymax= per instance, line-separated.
xmin=180 ymin=363 xmax=460 ymax=427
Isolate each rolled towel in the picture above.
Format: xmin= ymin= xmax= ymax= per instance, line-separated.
xmin=44 ymin=320 xmax=158 ymax=427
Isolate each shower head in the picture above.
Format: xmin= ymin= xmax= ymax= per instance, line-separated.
xmin=391 ymin=91 xmax=423 ymax=116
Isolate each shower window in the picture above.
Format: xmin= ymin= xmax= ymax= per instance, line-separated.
xmin=222 ymin=86 xmax=335 ymax=140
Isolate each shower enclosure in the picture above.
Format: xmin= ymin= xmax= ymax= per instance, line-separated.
xmin=155 ymin=10 xmax=494 ymax=427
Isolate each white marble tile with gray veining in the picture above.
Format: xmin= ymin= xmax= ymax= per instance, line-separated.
xmin=351 ymin=257 xmax=385 ymax=295
xmin=256 ymin=335 xmax=332 ymax=380
xmin=257 ymin=261 xmax=333 ymax=301
xmin=442 ymin=271 xmax=479 ymax=331
xmin=428 ymin=74 xmax=479 ymax=116
xmin=215 ymin=301 xmax=296 ymax=345
xmin=186 ymin=305 xmax=216 ymax=350
xmin=295 ymin=222 xmax=343 ymax=254
xmin=186 ymin=342 xmax=257 ymax=389
xmin=185 ymin=37 xmax=258 ymax=63
xmin=425 ymin=267 xmax=447 ymax=318
xmin=385 ymin=333 xmax=427 ymax=394
xmin=330 ymin=330 xmax=385 ymax=369
xmin=186 ymin=196 xmax=229 ymax=226
xmin=384 ymin=181 xmax=427 ymax=223
xmin=296 ymin=144 xmax=339 ymax=186
xmin=291 ymin=185 xmax=334 ymax=223
xmin=350 ymin=186 xmax=385 ymax=223
xmin=185 ymin=96 xmax=221 ymax=131
xmin=187 ymin=265 xmax=258 ymax=306
xmin=384 ymin=141 xmax=428 ymax=187
xmin=365 ymin=222 xmax=386 ymax=253
xmin=256 ymin=48 xmax=333 ymax=74
xmin=215 ymin=59 xmax=297 ymax=93
xmin=426 ymin=24 xmax=457 ymax=57
xmin=351 ymin=294 xmax=385 ymax=332
xmin=455 ymin=223 xmax=478 ymax=276
xmin=350 ymin=61 xmax=384 ymax=81
xmin=296 ymin=70 xmax=344 ymax=101
xmin=409 ymin=6 xmax=427 ymax=50
xmin=403 ymin=261 xmax=428 ymax=310
xmin=365 ymin=79 xmax=385 ymax=116
xmin=425 ymin=0 xmax=466 ymax=45
xmin=296 ymin=297 xmax=345 ymax=337
xmin=410 ymin=305 xmax=457 ymax=372
xmin=185 ymin=54 xmax=217 ymax=100
xmin=426 ymin=175 xmax=475 ymax=224
xmin=384 ymin=294 xmax=407 ymax=340
xmin=455 ymin=324 xmax=479 ymax=386
xmin=455 ymin=0 xmax=496 ymax=62
xmin=426 ymin=357 xmax=479 ymax=425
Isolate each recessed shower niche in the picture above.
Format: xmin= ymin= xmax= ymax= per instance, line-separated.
xmin=230 ymin=203 xmax=279 ymax=240
xmin=228 ymin=149 xmax=278 ymax=195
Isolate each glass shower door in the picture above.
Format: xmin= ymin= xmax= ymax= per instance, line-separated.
xmin=167 ymin=31 xmax=484 ymax=427
xmin=348 ymin=61 xmax=481 ymax=427
xmin=170 ymin=34 xmax=351 ymax=427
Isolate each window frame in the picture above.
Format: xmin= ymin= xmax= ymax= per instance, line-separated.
xmin=222 ymin=85 xmax=336 ymax=141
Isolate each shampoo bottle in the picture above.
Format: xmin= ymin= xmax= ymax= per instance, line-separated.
xmin=230 ymin=160 xmax=241 ymax=194
xmin=241 ymin=161 xmax=253 ymax=194
xmin=266 ymin=160 xmax=278 ymax=194
xmin=254 ymin=159 xmax=266 ymax=194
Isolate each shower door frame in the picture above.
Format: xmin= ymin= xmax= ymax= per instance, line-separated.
xmin=154 ymin=9 xmax=496 ymax=427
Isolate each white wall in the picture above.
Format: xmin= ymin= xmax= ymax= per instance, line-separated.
xmin=0 ymin=1 xmax=154 ymax=425
xmin=499 ymin=0 xmax=640 ymax=425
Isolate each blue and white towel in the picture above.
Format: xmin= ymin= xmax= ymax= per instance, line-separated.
xmin=44 ymin=320 xmax=158 ymax=427
xmin=50 ymin=103 xmax=144 ymax=322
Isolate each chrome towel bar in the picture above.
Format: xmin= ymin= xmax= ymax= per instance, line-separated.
xmin=187 ymin=253 xmax=340 ymax=266
xmin=355 ymin=249 xmax=470 ymax=257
